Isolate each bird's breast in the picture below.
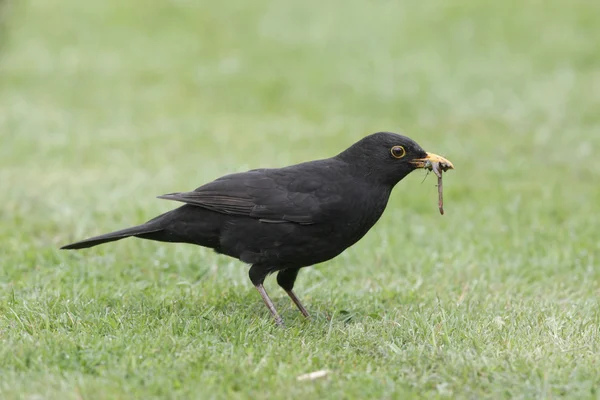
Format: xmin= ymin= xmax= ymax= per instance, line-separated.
xmin=331 ymin=187 xmax=391 ymax=244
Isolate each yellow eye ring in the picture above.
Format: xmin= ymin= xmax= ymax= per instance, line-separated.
xmin=390 ymin=145 xmax=406 ymax=159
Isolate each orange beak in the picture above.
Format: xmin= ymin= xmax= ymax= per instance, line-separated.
xmin=411 ymin=152 xmax=454 ymax=172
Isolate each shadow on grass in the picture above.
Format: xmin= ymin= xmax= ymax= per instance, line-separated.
xmin=231 ymin=294 xmax=375 ymax=329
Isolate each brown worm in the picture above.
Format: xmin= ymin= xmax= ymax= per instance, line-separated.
xmin=430 ymin=162 xmax=444 ymax=215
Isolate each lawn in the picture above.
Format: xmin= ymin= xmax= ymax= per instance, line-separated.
xmin=1 ymin=0 xmax=599 ymax=398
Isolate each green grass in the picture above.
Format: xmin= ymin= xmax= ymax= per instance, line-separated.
xmin=1 ymin=0 xmax=600 ymax=398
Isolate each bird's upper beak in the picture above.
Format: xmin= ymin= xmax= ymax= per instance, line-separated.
xmin=411 ymin=152 xmax=454 ymax=171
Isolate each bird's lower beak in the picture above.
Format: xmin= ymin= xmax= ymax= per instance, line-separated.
xmin=411 ymin=152 xmax=454 ymax=171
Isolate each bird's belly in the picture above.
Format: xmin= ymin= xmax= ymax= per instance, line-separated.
xmin=218 ymin=215 xmax=380 ymax=268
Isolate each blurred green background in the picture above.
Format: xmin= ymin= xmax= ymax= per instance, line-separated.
xmin=1 ymin=0 xmax=599 ymax=399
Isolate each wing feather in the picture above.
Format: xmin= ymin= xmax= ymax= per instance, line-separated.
xmin=157 ymin=162 xmax=348 ymax=225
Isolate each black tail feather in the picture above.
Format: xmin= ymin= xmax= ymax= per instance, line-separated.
xmin=61 ymin=224 xmax=163 ymax=250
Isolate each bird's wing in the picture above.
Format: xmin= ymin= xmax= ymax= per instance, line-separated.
xmin=157 ymin=164 xmax=348 ymax=225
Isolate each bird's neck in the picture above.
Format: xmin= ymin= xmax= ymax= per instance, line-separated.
xmin=335 ymin=155 xmax=411 ymax=189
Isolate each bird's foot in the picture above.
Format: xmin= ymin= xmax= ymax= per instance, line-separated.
xmin=274 ymin=316 xmax=286 ymax=328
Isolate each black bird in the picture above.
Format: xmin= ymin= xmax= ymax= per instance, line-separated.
xmin=61 ymin=132 xmax=453 ymax=325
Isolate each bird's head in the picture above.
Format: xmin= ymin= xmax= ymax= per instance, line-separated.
xmin=336 ymin=132 xmax=454 ymax=186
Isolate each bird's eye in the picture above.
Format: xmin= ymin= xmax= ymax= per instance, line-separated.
xmin=390 ymin=145 xmax=406 ymax=159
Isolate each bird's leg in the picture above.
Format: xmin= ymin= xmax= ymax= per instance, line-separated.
xmin=277 ymin=268 xmax=310 ymax=319
xmin=249 ymin=265 xmax=284 ymax=326
xmin=286 ymin=290 xmax=310 ymax=319
xmin=254 ymin=284 xmax=284 ymax=326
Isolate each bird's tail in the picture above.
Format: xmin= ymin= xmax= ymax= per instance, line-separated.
xmin=60 ymin=224 xmax=163 ymax=250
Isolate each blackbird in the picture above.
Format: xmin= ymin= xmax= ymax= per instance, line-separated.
xmin=61 ymin=132 xmax=453 ymax=326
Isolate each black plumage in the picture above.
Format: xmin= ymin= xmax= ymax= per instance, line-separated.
xmin=61 ymin=132 xmax=453 ymax=325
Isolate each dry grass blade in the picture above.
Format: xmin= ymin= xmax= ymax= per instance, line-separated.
xmin=296 ymin=370 xmax=331 ymax=381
